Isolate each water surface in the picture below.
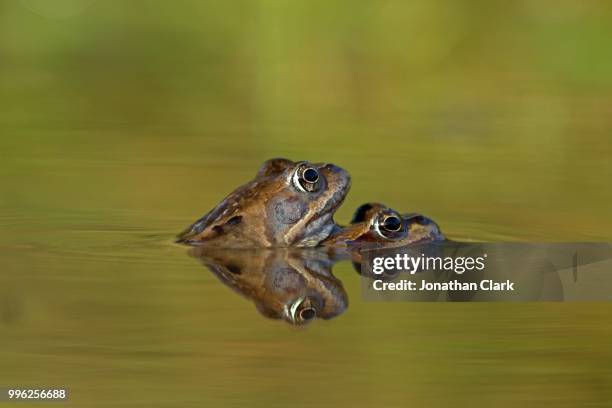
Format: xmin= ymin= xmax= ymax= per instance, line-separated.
xmin=1 ymin=1 xmax=612 ymax=406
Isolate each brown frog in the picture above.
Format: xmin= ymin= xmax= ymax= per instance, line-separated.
xmin=322 ymin=202 xmax=446 ymax=247
xmin=189 ymin=247 xmax=348 ymax=325
xmin=322 ymin=203 xmax=446 ymax=279
xmin=177 ymin=158 xmax=351 ymax=248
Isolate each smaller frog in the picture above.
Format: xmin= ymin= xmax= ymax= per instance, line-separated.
xmin=322 ymin=202 xmax=445 ymax=247
xmin=322 ymin=203 xmax=446 ymax=278
xmin=177 ymin=158 xmax=351 ymax=248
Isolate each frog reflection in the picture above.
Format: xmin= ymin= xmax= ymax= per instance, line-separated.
xmin=189 ymin=247 xmax=348 ymax=325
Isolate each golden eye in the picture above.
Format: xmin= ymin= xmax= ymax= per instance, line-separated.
xmin=293 ymin=165 xmax=320 ymax=193
xmin=374 ymin=212 xmax=404 ymax=239
xmin=288 ymin=296 xmax=318 ymax=324
xmin=382 ymin=215 xmax=402 ymax=232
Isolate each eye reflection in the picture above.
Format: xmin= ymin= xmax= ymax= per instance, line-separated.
xmin=299 ymin=307 xmax=316 ymax=321
xmin=188 ymin=247 xmax=348 ymax=326
xmin=288 ymin=296 xmax=320 ymax=325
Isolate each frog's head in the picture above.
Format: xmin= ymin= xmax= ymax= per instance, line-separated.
xmin=349 ymin=203 xmax=446 ymax=244
xmin=322 ymin=203 xmax=446 ymax=247
xmin=177 ymin=158 xmax=351 ymax=248
xmin=350 ymin=202 xmax=407 ymax=241
xmin=321 ymin=202 xmax=406 ymax=246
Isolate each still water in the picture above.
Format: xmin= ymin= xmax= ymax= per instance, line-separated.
xmin=1 ymin=133 xmax=610 ymax=407
xmin=2 ymin=1 xmax=612 ymax=406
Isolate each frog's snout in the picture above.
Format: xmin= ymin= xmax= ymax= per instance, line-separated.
xmin=323 ymin=163 xmax=350 ymax=181
xmin=321 ymin=163 xmax=351 ymax=197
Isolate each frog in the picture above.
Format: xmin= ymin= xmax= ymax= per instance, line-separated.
xmin=189 ymin=247 xmax=348 ymax=325
xmin=176 ymin=158 xmax=351 ymax=248
xmin=322 ymin=203 xmax=447 ymax=280
xmin=321 ymin=202 xmax=446 ymax=247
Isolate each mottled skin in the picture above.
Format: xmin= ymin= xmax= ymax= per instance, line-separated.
xmin=189 ymin=247 xmax=348 ymax=325
xmin=322 ymin=202 xmax=446 ymax=247
xmin=177 ymin=158 xmax=351 ymax=248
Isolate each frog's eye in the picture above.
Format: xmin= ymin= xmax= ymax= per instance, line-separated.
xmin=303 ymin=168 xmax=319 ymax=183
xmin=374 ymin=212 xmax=403 ymax=239
xmin=293 ymin=165 xmax=320 ymax=193
xmin=382 ymin=215 xmax=402 ymax=232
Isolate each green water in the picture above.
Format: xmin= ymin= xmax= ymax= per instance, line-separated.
xmin=1 ymin=1 xmax=612 ymax=407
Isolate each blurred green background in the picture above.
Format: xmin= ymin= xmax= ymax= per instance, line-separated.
xmin=1 ymin=1 xmax=611 ymax=407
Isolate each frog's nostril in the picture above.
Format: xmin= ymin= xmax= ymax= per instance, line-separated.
xmin=416 ymin=216 xmax=431 ymax=225
xmin=323 ymin=163 xmax=340 ymax=173
xmin=299 ymin=307 xmax=316 ymax=321
xmin=406 ymin=214 xmax=431 ymax=225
